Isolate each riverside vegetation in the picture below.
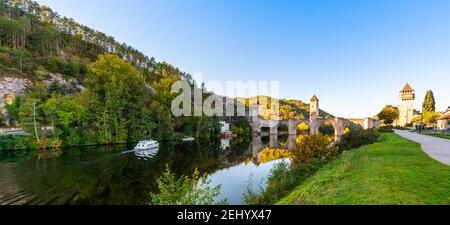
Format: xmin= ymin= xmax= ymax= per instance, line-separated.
xmin=243 ymin=127 xmax=380 ymax=205
xmin=0 ymin=0 xmax=248 ymax=150
xmin=0 ymin=0 xmax=321 ymax=152
xmin=279 ymin=133 xmax=450 ymax=204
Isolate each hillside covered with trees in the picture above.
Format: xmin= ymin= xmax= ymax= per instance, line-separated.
xmin=0 ymin=0 xmax=329 ymax=150
xmin=0 ymin=0 xmax=223 ymax=149
xmin=236 ymin=96 xmax=332 ymax=121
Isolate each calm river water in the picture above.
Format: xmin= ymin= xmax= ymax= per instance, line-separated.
xmin=0 ymin=135 xmax=293 ymax=205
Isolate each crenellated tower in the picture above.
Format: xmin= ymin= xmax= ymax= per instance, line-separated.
xmin=398 ymin=83 xmax=415 ymax=126
xmin=310 ymin=95 xmax=319 ymax=121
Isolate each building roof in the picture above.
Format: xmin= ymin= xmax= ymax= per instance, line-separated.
xmin=310 ymin=95 xmax=319 ymax=102
xmin=440 ymin=113 xmax=450 ymax=120
xmin=400 ymin=83 xmax=415 ymax=93
xmin=439 ymin=107 xmax=450 ymax=119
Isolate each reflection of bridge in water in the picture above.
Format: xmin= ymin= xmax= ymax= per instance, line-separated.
xmin=249 ymin=135 xmax=298 ymax=165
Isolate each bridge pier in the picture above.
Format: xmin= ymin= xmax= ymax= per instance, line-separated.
xmin=288 ymin=135 xmax=297 ymax=150
xmin=269 ymin=135 xmax=278 ymax=148
xmin=288 ymin=120 xmax=297 ymax=135
xmin=269 ymin=126 xmax=278 ymax=135
xmin=251 ymin=136 xmax=263 ymax=165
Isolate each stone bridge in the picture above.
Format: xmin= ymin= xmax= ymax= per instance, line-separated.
xmin=250 ymin=95 xmax=381 ymax=143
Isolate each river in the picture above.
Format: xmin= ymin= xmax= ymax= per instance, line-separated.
xmin=0 ymin=135 xmax=294 ymax=205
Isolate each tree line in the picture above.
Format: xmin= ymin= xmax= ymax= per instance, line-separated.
xmin=0 ymin=0 xmax=156 ymax=74
xmin=0 ymin=0 xmax=250 ymax=150
xmin=4 ymin=54 xmax=222 ymax=149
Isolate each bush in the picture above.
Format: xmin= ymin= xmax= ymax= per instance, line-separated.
xmin=63 ymin=62 xmax=79 ymax=77
xmin=63 ymin=128 xmax=82 ymax=146
xmin=243 ymin=159 xmax=330 ymax=205
xmin=337 ymin=128 xmax=380 ymax=151
xmin=231 ymin=117 xmax=251 ymax=135
xmin=150 ymin=165 xmax=227 ymax=205
xmin=0 ymin=111 xmax=5 ymax=126
xmin=46 ymin=56 xmax=64 ymax=73
xmin=291 ymin=134 xmax=338 ymax=165
xmin=377 ymin=126 xmax=394 ymax=133
xmin=0 ymin=135 xmax=38 ymax=152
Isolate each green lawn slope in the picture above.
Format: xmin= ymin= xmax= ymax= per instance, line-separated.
xmin=279 ymin=133 xmax=450 ymax=205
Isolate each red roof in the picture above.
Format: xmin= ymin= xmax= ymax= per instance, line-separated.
xmin=400 ymin=83 xmax=414 ymax=92
xmin=440 ymin=113 xmax=450 ymax=120
xmin=310 ymin=95 xmax=319 ymax=101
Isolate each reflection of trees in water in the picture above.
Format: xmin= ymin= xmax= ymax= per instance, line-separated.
xmin=261 ymin=136 xmax=270 ymax=145
xmin=257 ymin=147 xmax=291 ymax=164
xmin=278 ymin=134 xmax=289 ymax=146
xmin=11 ymin=138 xmax=252 ymax=205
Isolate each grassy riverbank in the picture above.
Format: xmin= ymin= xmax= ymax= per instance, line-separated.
xmin=279 ymin=133 xmax=450 ymax=205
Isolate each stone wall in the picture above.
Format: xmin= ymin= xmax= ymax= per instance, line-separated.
xmin=0 ymin=74 xmax=79 ymax=112
xmin=0 ymin=76 xmax=30 ymax=111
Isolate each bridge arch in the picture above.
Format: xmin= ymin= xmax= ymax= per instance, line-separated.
xmin=296 ymin=121 xmax=311 ymax=134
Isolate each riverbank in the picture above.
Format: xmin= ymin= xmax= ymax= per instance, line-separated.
xmin=278 ymin=133 xmax=450 ymax=205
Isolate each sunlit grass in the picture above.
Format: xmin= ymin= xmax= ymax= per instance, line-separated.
xmin=279 ymin=133 xmax=450 ymax=205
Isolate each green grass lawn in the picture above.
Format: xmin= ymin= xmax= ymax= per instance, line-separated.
xmin=421 ymin=132 xmax=450 ymax=140
xmin=278 ymin=133 xmax=450 ymax=205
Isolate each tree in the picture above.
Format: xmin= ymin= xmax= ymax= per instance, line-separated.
xmin=150 ymin=62 xmax=180 ymax=139
xmin=42 ymin=96 xmax=86 ymax=133
xmin=422 ymin=90 xmax=436 ymax=113
xmin=0 ymin=110 xmax=5 ymax=126
xmin=423 ymin=112 xmax=440 ymax=124
xmin=84 ymin=54 xmax=147 ymax=144
xmin=150 ymin=165 xmax=227 ymax=205
xmin=4 ymin=95 xmax=21 ymax=125
xmin=377 ymin=105 xmax=399 ymax=126
xmin=18 ymin=98 xmax=42 ymax=143
xmin=422 ymin=90 xmax=437 ymax=124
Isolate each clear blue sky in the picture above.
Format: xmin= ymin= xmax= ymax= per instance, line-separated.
xmin=36 ymin=0 xmax=450 ymax=118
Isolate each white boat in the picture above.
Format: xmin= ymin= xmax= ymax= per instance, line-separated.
xmin=182 ymin=137 xmax=195 ymax=142
xmin=134 ymin=140 xmax=159 ymax=150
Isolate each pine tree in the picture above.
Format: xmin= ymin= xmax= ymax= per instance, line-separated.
xmin=422 ymin=90 xmax=436 ymax=113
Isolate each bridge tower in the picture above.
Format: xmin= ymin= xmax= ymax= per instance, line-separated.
xmin=310 ymin=95 xmax=319 ymax=134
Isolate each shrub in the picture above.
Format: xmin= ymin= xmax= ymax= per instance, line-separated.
xmin=0 ymin=111 xmax=5 ymax=126
xmin=46 ymin=56 xmax=64 ymax=73
xmin=0 ymin=135 xmax=38 ymax=152
xmin=63 ymin=128 xmax=82 ymax=146
xmin=231 ymin=117 xmax=251 ymax=135
xmin=243 ymin=159 xmax=330 ymax=205
xmin=150 ymin=165 xmax=227 ymax=205
xmin=291 ymin=134 xmax=338 ymax=165
xmin=377 ymin=126 xmax=394 ymax=133
xmin=63 ymin=62 xmax=79 ymax=77
xmin=337 ymin=128 xmax=380 ymax=151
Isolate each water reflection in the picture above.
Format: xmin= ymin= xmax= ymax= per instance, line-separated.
xmin=0 ymin=135 xmax=299 ymax=205
xmin=135 ymin=148 xmax=159 ymax=160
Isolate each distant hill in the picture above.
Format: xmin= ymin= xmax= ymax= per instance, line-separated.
xmin=235 ymin=96 xmax=333 ymax=120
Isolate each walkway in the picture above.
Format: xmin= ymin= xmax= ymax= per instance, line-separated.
xmin=395 ymin=130 xmax=450 ymax=166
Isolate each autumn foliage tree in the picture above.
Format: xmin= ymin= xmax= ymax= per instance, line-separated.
xmin=377 ymin=105 xmax=399 ymax=126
